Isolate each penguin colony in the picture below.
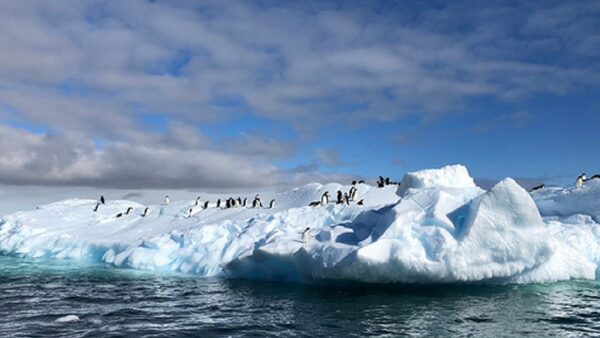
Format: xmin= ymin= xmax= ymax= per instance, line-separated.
xmin=96 ymin=172 xmax=598 ymax=226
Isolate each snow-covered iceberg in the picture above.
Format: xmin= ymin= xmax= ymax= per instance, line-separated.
xmin=1 ymin=164 xmax=599 ymax=284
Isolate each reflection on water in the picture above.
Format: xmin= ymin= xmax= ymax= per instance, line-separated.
xmin=0 ymin=256 xmax=599 ymax=337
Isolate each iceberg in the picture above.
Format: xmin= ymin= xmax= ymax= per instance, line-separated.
xmin=0 ymin=165 xmax=598 ymax=284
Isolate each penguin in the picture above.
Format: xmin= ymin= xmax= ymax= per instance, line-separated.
xmin=141 ymin=207 xmax=149 ymax=217
xmin=358 ymin=180 xmax=365 ymax=184
xmin=336 ymin=190 xmax=343 ymax=204
xmin=302 ymin=227 xmax=311 ymax=244
xmin=320 ymin=192 xmax=329 ymax=206
xmin=357 ymin=199 xmax=364 ymax=206
xmin=203 ymin=201 xmax=209 ymax=209
xmin=591 ymin=174 xmax=600 ymax=180
xmin=343 ymin=192 xmax=350 ymax=205
xmin=226 ymin=198 xmax=231 ymax=209
xmin=385 ymin=177 xmax=391 ymax=185
xmin=100 ymin=195 xmax=105 ymax=205
xmin=164 ymin=195 xmax=170 ymax=205
xmin=242 ymin=197 xmax=247 ymax=207
xmin=350 ymin=187 xmax=358 ymax=201
xmin=237 ymin=197 xmax=242 ymax=206
xmin=377 ymin=177 xmax=385 ymax=188
xmin=188 ymin=208 xmax=193 ymax=218
xmin=352 ymin=180 xmax=357 ymax=185
xmin=529 ymin=184 xmax=545 ymax=192
xmin=269 ymin=199 xmax=276 ymax=209
xmin=115 ymin=207 xmax=132 ymax=218
xmin=216 ymin=199 xmax=221 ymax=208
xmin=93 ymin=203 xmax=100 ymax=212
xmin=195 ymin=196 xmax=201 ymax=206
xmin=252 ymin=195 xmax=262 ymax=208
xmin=309 ymin=201 xmax=320 ymax=207
xmin=576 ymin=173 xmax=586 ymax=188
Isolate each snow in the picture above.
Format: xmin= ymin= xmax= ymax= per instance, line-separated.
xmin=1 ymin=165 xmax=599 ymax=284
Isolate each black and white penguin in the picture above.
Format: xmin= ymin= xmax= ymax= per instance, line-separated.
xmin=100 ymin=195 xmax=105 ymax=204
xmin=195 ymin=196 xmax=201 ymax=206
xmin=357 ymin=199 xmax=364 ymax=206
xmin=216 ymin=199 xmax=221 ymax=208
xmin=164 ymin=195 xmax=170 ymax=205
xmin=252 ymin=195 xmax=262 ymax=208
xmin=203 ymin=201 xmax=209 ymax=209
xmin=358 ymin=180 xmax=365 ymax=184
xmin=309 ymin=201 xmax=320 ymax=207
xmin=226 ymin=198 xmax=231 ymax=209
xmin=336 ymin=191 xmax=343 ymax=204
xmin=93 ymin=203 xmax=100 ymax=212
xmin=576 ymin=173 xmax=586 ymax=188
xmin=237 ymin=197 xmax=242 ymax=206
xmin=352 ymin=180 xmax=357 ymax=185
xmin=343 ymin=192 xmax=350 ymax=205
xmin=377 ymin=176 xmax=385 ymax=188
xmin=591 ymin=174 xmax=600 ymax=180
xmin=269 ymin=199 xmax=276 ymax=209
xmin=141 ymin=207 xmax=149 ymax=217
xmin=385 ymin=177 xmax=391 ymax=185
xmin=188 ymin=208 xmax=193 ymax=218
xmin=529 ymin=184 xmax=545 ymax=192
xmin=320 ymin=192 xmax=329 ymax=206
xmin=242 ymin=197 xmax=247 ymax=207
xmin=302 ymin=227 xmax=311 ymax=244
xmin=348 ymin=187 xmax=357 ymax=201
xmin=116 ymin=207 xmax=132 ymax=218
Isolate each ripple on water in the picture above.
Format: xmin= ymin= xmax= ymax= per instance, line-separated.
xmin=1 ymin=256 xmax=600 ymax=337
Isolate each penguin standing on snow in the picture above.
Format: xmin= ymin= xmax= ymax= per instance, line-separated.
xmin=164 ymin=195 xmax=170 ymax=205
xmin=93 ymin=203 xmax=100 ymax=212
xmin=336 ymin=191 xmax=343 ymax=204
xmin=100 ymin=195 xmax=105 ymax=204
xmin=269 ymin=199 xmax=276 ymax=209
xmin=242 ymin=197 xmax=247 ymax=207
xmin=357 ymin=199 xmax=364 ymax=206
xmin=302 ymin=227 xmax=311 ymax=244
xmin=188 ymin=208 xmax=193 ymax=218
xmin=576 ymin=173 xmax=586 ymax=188
xmin=320 ymin=192 xmax=329 ymax=206
xmin=195 ymin=196 xmax=201 ymax=206
xmin=309 ymin=201 xmax=320 ymax=207
xmin=252 ymin=195 xmax=262 ymax=208
xmin=348 ymin=187 xmax=357 ymax=201
xmin=141 ymin=207 xmax=149 ymax=217
xmin=203 ymin=201 xmax=209 ymax=209
xmin=216 ymin=199 xmax=221 ymax=208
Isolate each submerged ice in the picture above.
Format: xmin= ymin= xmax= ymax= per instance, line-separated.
xmin=1 ymin=164 xmax=599 ymax=284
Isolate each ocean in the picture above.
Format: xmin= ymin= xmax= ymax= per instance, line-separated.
xmin=1 ymin=255 xmax=599 ymax=337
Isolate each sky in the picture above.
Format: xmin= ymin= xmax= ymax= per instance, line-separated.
xmin=0 ymin=0 xmax=599 ymax=198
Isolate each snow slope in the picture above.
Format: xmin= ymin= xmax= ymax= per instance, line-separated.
xmin=1 ymin=165 xmax=599 ymax=284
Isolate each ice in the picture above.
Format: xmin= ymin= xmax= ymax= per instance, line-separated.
xmin=1 ymin=165 xmax=599 ymax=284
xmin=55 ymin=315 xmax=80 ymax=323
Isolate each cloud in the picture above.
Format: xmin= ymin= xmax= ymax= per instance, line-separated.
xmin=0 ymin=1 xmax=598 ymax=188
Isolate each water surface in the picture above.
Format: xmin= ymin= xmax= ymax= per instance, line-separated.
xmin=1 ymin=256 xmax=598 ymax=337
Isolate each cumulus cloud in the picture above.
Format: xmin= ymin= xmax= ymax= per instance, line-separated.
xmin=0 ymin=1 xmax=598 ymax=188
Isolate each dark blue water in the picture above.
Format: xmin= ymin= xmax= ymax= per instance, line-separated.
xmin=1 ymin=256 xmax=600 ymax=337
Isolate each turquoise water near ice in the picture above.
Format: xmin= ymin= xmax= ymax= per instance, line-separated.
xmin=1 ymin=255 xmax=599 ymax=337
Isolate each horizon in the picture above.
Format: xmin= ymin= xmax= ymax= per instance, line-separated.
xmin=0 ymin=1 xmax=598 ymax=200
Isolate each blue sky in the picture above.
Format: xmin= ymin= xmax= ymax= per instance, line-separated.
xmin=0 ymin=0 xmax=598 ymax=189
